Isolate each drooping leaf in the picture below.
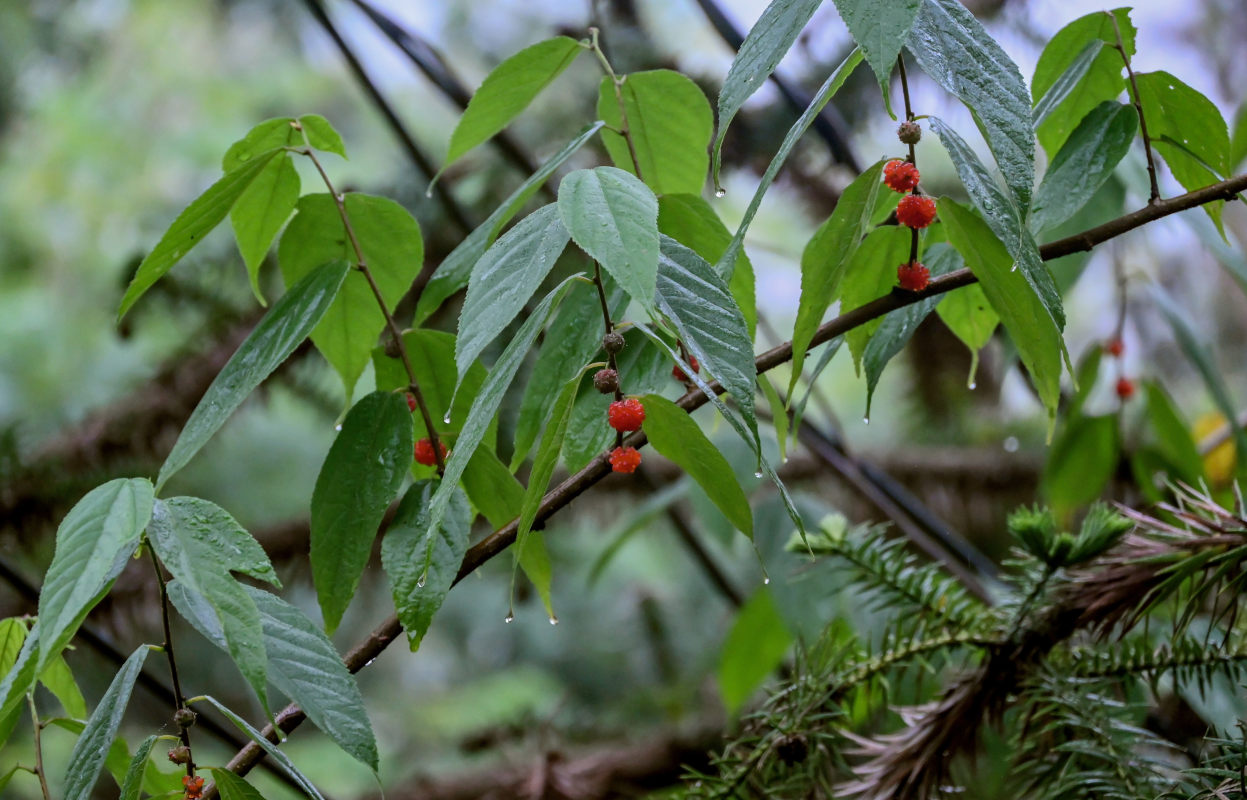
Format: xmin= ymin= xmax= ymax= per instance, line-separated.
xmin=311 ymin=391 xmax=414 ymax=633
xmin=1029 ymin=101 xmax=1137 ymax=234
xmin=1143 ymin=381 xmax=1204 ymax=486
xmin=211 ymin=769 xmax=269 ymax=800
xmin=118 ymin=149 xmax=283 ymax=319
xmin=39 ymin=478 xmax=154 ymax=670
xmin=461 ymin=447 xmax=525 ymax=527
xmin=930 ymin=117 xmax=1065 ymax=330
xmin=598 ymin=69 xmax=712 ymax=195
xmin=758 ymin=376 xmax=789 ymax=462
xmin=278 ymin=193 xmax=423 ymax=400
xmin=516 ymin=530 xmax=556 ymax=621
xmin=712 ymin=0 xmax=824 ymax=189
xmin=830 ymin=0 xmax=921 ymax=108
xmin=656 ymin=236 xmax=759 ymax=453
xmin=381 ymin=480 xmax=472 ymax=650
xmin=39 ymin=652 xmax=87 ymax=719
xmin=443 ymin=36 xmax=584 ymax=170
xmin=416 ymin=122 xmax=604 ymax=325
xmin=657 ymin=194 xmax=757 ymax=337
xmin=456 ymin=203 xmax=569 ymax=383
xmin=719 ymin=48 xmax=864 ymax=277
xmin=558 ymin=166 xmax=659 ymax=312
xmin=935 ymin=273 xmax=998 ymax=388
xmin=718 ymin=588 xmax=792 ymax=713
xmin=642 ymin=394 xmax=753 ymax=537
xmin=118 ymin=735 xmax=158 ymax=800
xmin=0 ymin=622 xmax=39 ymax=726
xmin=863 ymin=244 xmax=961 ymax=415
xmin=157 ymin=260 xmax=350 ymax=490
xmin=1031 ymin=40 xmax=1105 ymax=129
xmin=1032 ymin=8 xmax=1135 ymax=156
xmin=230 ymin=153 xmax=300 ymax=305
xmin=907 ymin=0 xmax=1034 ymax=211
xmin=195 ymin=695 xmax=325 ymax=800
xmin=842 ymin=226 xmax=911 ymax=370
xmin=1042 ymin=413 xmax=1118 ymax=514
xmin=148 ymin=496 xmax=278 ymax=711
xmin=791 ymin=160 xmax=886 ymax=392
xmin=63 ymin=645 xmax=149 ymax=800
xmin=940 ymin=198 xmax=1063 ymax=431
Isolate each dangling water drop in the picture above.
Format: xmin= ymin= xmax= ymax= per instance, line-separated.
xmin=424 ymin=185 xmax=434 ymax=199
xmin=417 ymin=571 xmax=426 ymax=588
xmin=763 ymin=576 xmax=770 ymax=585
xmin=862 ymin=417 xmax=870 ymax=425
xmin=443 ymin=411 xmax=452 ymax=424
xmin=334 ymin=423 xmax=343 ymax=432
xmin=714 ymin=187 xmax=726 ymax=198
xmin=548 ymin=616 xmax=559 ymax=626
xmin=753 ymin=470 xmax=764 ymax=479
xmin=504 ymin=611 xmax=514 ymax=623
xmin=968 ymin=382 xmax=977 ymax=390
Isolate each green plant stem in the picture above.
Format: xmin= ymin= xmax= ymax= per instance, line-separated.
xmin=148 ymin=545 xmax=196 ymax=777
xmin=588 ymin=27 xmax=646 ymax=182
xmin=217 ymin=171 xmax=1247 ymax=787
xmin=297 ymin=132 xmax=446 ymax=474
xmin=28 ymin=696 xmax=51 ymax=800
xmin=1111 ymin=11 xmax=1161 ymax=203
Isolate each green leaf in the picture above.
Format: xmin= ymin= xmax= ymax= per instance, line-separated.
xmin=46 ymin=716 xmax=132 ymax=787
xmin=1042 ymin=414 xmax=1118 ymax=514
xmin=223 ymin=117 xmax=299 ymax=169
xmin=842 ymin=226 xmax=910 ymax=370
xmin=278 ymin=193 xmax=423 ymax=400
xmin=930 ymin=117 xmax=1065 ymax=330
xmin=416 ymin=122 xmax=604 ymax=325
xmin=118 ymin=148 xmax=283 ymax=318
xmin=381 ymin=480 xmax=472 ymax=650
xmin=211 ymin=769 xmax=269 ymax=800
xmin=791 ymin=160 xmax=886 ymax=392
xmin=657 ymin=194 xmax=757 ymax=337
xmin=656 ymin=236 xmax=759 ymax=454
xmin=718 ymin=48 xmax=864 ymax=277
xmin=940 ymin=198 xmax=1063 ymax=430
xmin=157 ymin=259 xmax=349 ymax=490
xmin=759 ymin=376 xmax=789 ymax=463
xmin=39 ymin=478 xmax=154 ymax=671
xmin=372 ymin=329 xmax=495 ymax=447
xmin=1135 ymin=70 xmax=1231 ymax=232
xmin=0 ymin=766 xmax=19 ymax=795
xmin=907 ymin=0 xmax=1034 ymax=211
xmin=311 ymin=391 xmax=414 ymax=633
xmin=63 ymin=645 xmax=149 ymax=800
xmin=195 ymin=695 xmax=325 ymax=800
xmin=718 ymin=588 xmax=792 ymax=713
xmin=1030 ymin=101 xmax=1136 ymax=234
xmin=1143 ymin=382 xmax=1204 ymax=485
xmin=118 ymin=735 xmax=157 ymax=800
xmin=39 ymin=653 xmax=87 ymax=719
xmin=456 ymin=203 xmax=569 ymax=382
xmin=642 ymin=394 xmax=753 ymax=537
xmin=712 ymin=0 xmax=824 ymax=188
xmin=511 ymin=281 xmax=622 ymax=468
xmin=299 ymin=114 xmax=348 ymax=159
xmin=1231 ymin=101 xmax=1247 ymax=169
xmin=516 ymin=530 xmax=556 ymax=621
xmin=598 ymin=69 xmax=713 ymax=195
xmin=443 ymin=36 xmax=583 ymax=169
xmin=830 ymin=0 xmax=921 ymax=106
xmin=558 ymin=166 xmax=659 ymax=311
xmin=462 ymin=447 xmax=525 ymax=527
xmin=0 ymin=622 xmax=39 ymax=726
xmin=1032 ymin=8 xmax=1134 ymax=156
xmin=934 ymin=252 xmax=997 ymax=385
xmin=1031 ymin=40 xmax=1104 ymax=129
xmin=231 ymin=153 xmax=300 ymax=305
xmin=148 ymin=496 xmax=278 ymax=711
xmin=863 ymin=244 xmax=961 ymax=416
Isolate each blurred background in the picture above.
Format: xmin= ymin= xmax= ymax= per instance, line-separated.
xmin=0 ymin=0 xmax=1245 ymax=797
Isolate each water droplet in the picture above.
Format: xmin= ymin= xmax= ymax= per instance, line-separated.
xmin=548 ymin=616 xmax=559 ymax=626
xmin=753 ymin=470 xmax=764 ymax=479
xmin=714 ymin=187 xmax=726 ymax=198
xmin=862 ymin=417 xmax=870 ymax=425
xmin=364 ymin=657 xmax=376 ymax=667
xmin=334 ymin=423 xmax=342 ymax=432
xmin=504 ymin=611 xmax=514 ymax=623
xmin=781 ymin=456 xmax=789 ymax=464
xmin=442 ymin=411 xmax=452 ymax=424
xmin=1003 ymin=436 xmax=1019 ymax=453
xmin=968 ymin=382 xmax=976 ymax=390
xmin=416 ymin=571 xmax=426 ymax=588
xmin=424 ymin=186 xmax=434 ymax=199
xmin=763 ymin=576 xmax=770 ymax=585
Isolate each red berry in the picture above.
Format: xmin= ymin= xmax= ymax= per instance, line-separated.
xmin=896 ymin=261 xmax=930 ymax=292
xmin=883 ymin=160 xmax=921 ymax=193
xmin=609 ymin=446 xmax=642 ymax=473
xmin=183 ymin=775 xmax=205 ymax=799
xmin=672 ymin=356 xmax=700 ymax=382
xmin=1115 ymin=377 xmax=1135 ymax=399
xmin=896 ymin=194 xmax=937 ymax=229
xmin=1105 ymin=339 xmax=1124 ymax=357
xmin=406 ymin=394 xmax=417 ymax=412
xmin=607 ymin=397 xmax=645 ymax=432
xmin=414 ymin=438 xmax=447 ymax=466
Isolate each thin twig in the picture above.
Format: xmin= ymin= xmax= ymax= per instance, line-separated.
xmin=1111 ymin=11 xmax=1161 ymax=203
xmin=298 ymin=135 xmax=447 ymax=473
xmin=588 ymin=28 xmax=646 ymax=182
xmin=216 ymin=172 xmax=1247 ymax=786
xmin=28 ymin=696 xmax=51 ymax=800
xmin=148 ymin=546 xmax=195 ymax=776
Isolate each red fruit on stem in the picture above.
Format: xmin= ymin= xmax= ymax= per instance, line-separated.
xmin=883 ymin=160 xmax=921 ymax=193
xmin=672 ymin=356 xmax=700 ymax=382
xmin=406 ymin=394 xmax=417 ymax=412
xmin=896 ymin=194 xmax=937 ymax=228
xmin=1106 ymin=338 xmax=1124 ymax=357
xmin=414 ymin=438 xmax=447 ymax=466
xmin=896 ymin=261 xmax=931 ymax=292
xmin=183 ymin=775 xmax=205 ymax=799
xmin=607 ymin=397 xmax=646 ymax=432
xmin=1116 ymin=377 xmax=1135 ymax=399
xmin=609 ymin=446 xmax=642 ymax=473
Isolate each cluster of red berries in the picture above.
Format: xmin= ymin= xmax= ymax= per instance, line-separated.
xmin=883 ymin=126 xmax=937 ymax=294
xmin=896 ymin=261 xmax=930 ymax=292
xmin=590 ymin=330 xmax=650 ymax=473
xmin=183 ymin=775 xmax=205 ymax=799
xmin=414 ymin=437 xmax=447 ymax=466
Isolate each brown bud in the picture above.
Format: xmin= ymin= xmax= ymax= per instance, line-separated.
xmin=897 ymin=120 xmax=922 ymax=145
xmin=602 ymin=331 xmax=625 ymax=354
xmin=775 ymin=733 xmax=809 ymax=765
xmin=173 ymin=707 xmax=197 ymax=728
xmin=593 ymin=368 xmax=619 ymax=394
xmin=383 ymin=334 xmax=403 ymax=359
xmin=167 ymin=745 xmax=192 ymax=765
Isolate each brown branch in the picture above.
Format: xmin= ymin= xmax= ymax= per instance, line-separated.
xmin=215 ymin=173 xmax=1247 ymax=788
